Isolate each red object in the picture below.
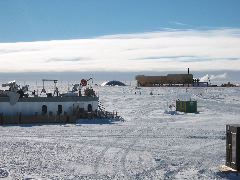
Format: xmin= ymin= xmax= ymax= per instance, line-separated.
xmin=81 ymin=79 xmax=87 ymax=86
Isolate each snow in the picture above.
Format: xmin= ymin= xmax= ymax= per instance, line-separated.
xmin=1 ymin=86 xmax=240 ymax=179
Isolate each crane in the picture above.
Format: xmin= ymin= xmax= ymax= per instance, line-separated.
xmin=41 ymin=79 xmax=58 ymax=95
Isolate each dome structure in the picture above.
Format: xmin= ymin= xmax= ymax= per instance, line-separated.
xmin=101 ymin=80 xmax=126 ymax=86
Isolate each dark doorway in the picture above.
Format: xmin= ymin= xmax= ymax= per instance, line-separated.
xmin=58 ymin=105 xmax=63 ymax=115
xmin=88 ymin=104 xmax=92 ymax=112
xmin=42 ymin=105 xmax=47 ymax=114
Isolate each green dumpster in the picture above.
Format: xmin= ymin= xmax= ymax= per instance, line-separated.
xmin=176 ymin=100 xmax=197 ymax=113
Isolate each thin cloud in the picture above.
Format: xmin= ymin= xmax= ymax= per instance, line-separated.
xmin=0 ymin=48 xmax=40 ymax=55
xmin=97 ymin=28 xmax=240 ymax=39
xmin=133 ymin=56 xmax=240 ymax=62
xmin=0 ymin=28 xmax=240 ymax=72
xmin=169 ymin=21 xmax=188 ymax=26
xmin=46 ymin=57 xmax=90 ymax=62
xmin=132 ymin=56 xmax=199 ymax=61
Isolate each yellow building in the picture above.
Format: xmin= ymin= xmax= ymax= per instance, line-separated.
xmin=136 ymin=74 xmax=193 ymax=87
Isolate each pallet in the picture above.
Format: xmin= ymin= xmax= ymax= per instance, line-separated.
xmin=219 ymin=165 xmax=239 ymax=173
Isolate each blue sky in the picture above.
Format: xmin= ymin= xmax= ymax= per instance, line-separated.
xmin=0 ymin=0 xmax=240 ymax=42
xmin=0 ymin=0 xmax=240 ymax=77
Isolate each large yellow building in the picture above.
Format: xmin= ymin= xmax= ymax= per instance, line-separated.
xmin=136 ymin=73 xmax=193 ymax=87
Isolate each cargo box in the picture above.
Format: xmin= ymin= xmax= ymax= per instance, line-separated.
xmin=176 ymin=100 xmax=197 ymax=113
xmin=226 ymin=124 xmax=240 ymax=171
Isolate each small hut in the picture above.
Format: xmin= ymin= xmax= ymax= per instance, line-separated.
xmin=176 ymin=100 xmax=197 ymax=113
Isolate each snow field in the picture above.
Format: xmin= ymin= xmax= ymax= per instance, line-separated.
xmin=1 ymin=86 xmax=240 ymax=179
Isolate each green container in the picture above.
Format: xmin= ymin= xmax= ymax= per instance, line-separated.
xmin=176 ymin=100 xmax=197 ymax=113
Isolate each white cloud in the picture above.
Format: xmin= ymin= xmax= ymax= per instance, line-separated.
xmin=0 ymin=28 xmax=240 ymax=72
xmin=169 ymin=21 xmax=188 ymax=26
xmin=200 ymin=73 xmax=227 ymax=82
